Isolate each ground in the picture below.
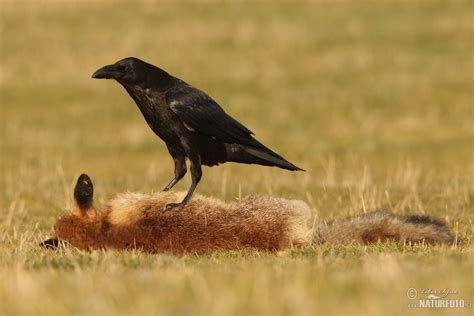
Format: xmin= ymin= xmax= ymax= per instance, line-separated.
xmin=0 ymin=0 xmax=473 ymax=315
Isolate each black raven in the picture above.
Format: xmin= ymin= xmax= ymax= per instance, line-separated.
xmin=92 ymin=57 xmax=304 ymax=210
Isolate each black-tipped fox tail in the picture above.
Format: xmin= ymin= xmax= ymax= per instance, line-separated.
xmin=313 ymin=211 xmax=455 ymax=245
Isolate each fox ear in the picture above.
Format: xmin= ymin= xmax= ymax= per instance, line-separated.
xmin=73 ymin=173 xmax=94 ymax=216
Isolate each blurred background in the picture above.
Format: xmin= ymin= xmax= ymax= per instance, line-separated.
xmin=0 ymin=1 xmax=472 ymax=315
xmin=2 ymin=0 xmax=472 ymax=217
xmin=2 ymin=0 xmax=472 ymax=195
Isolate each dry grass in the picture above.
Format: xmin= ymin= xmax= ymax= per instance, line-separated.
xmin=1 ymin=0 xmax=473 ymax=315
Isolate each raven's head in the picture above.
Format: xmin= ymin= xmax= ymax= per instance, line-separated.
xmin=92 ymin=57 xmax=170 ymax=88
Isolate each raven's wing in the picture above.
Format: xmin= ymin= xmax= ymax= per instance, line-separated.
xmin=166 ymin=83 xmax=304 ymax=171
xmin=166 ymin=84 xmax=256 ymax=145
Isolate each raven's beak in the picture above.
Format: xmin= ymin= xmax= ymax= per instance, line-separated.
xmin=92 ymin=64 xmax=123 ymax=79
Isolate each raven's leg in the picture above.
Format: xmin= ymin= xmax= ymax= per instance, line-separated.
xmin=163 ymin=155 xmax=187 ymax=191
xmin=164 ymin=155 xmax=202 ymax=212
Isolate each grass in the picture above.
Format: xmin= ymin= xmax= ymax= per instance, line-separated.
xmin=1 ymin=0 xmax=473 ymax=315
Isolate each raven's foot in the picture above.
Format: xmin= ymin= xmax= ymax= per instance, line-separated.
xmin=162 ymin=181 xmax=176 ymax=192
xmin=163 ymin=202 xmax=184 ymax=212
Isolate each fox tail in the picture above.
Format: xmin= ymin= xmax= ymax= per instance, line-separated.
xmin=312 ymin=211 xmax=455 ymax=245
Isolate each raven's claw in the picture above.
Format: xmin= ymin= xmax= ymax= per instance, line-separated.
xmin=164 ymin=202 xmax=184 ymax=212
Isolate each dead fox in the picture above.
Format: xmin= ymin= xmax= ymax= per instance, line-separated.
xmin=41 ymin=174 xmax=454 ymax=253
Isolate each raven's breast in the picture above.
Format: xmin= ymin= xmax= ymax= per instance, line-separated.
xmin=125 ymin=86 xmax=182 ymax=144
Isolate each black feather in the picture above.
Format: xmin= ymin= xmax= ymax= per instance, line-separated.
xmin=92 ymin=57 xmax=304 ymax=209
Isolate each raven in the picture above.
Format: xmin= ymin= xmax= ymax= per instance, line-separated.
xmin=92 ymin=57 xmax=304 ymax=210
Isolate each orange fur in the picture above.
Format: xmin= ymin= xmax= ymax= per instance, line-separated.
xmin=52 ymin=190 xmax=312 ymax=253
xmin=42 ymin=175 xmax=455 ymax=253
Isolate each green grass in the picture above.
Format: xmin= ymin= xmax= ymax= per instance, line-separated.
xmin=1 ymin=0 xmax=473 ymax=315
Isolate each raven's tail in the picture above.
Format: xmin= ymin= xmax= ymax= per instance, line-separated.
xmin=224 ymin=143 xmax=305 ymax=171
xmin=244 ymin=147 xmax=304 ymax=171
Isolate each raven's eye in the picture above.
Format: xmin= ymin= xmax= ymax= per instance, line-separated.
xmin=125 ymin=66 xmax=132 ymax=72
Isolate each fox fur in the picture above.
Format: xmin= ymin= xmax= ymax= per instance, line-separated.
xmin=41 ymin=174 xmax=454 ymax=253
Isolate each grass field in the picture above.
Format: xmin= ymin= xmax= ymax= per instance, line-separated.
xmin=1 ymin=0 xmax=473 ymax=315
